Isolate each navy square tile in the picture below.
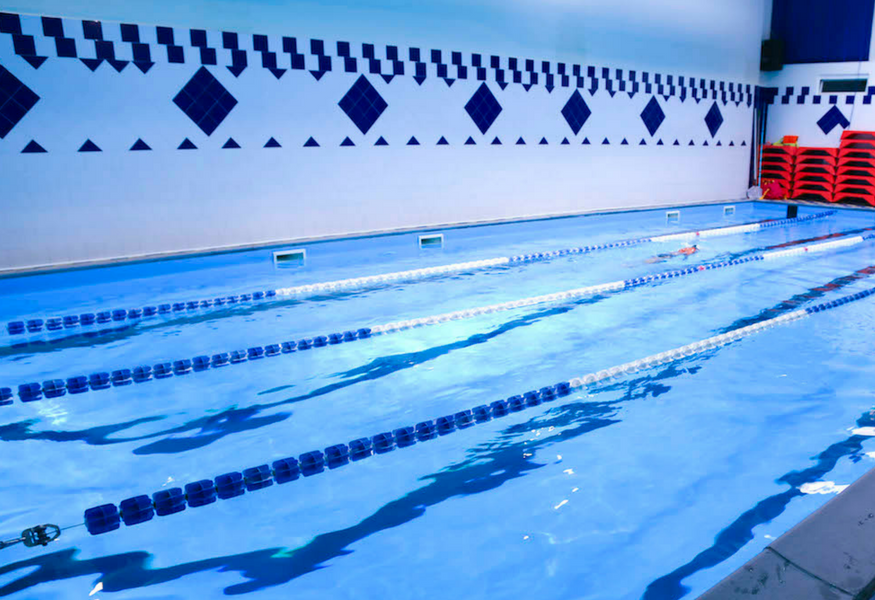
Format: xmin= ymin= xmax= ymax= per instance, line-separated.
xmin=509 ymin=57 xmax=518 ymax=70
xmin=156 ymin=26 xmax=174 ymax=45
xmin=490 ymin=55 xmax=500 ymax=68
xmin=12 ymin=85 xmax=37 ymax=107
xmin=190 ymin=29 xmax=207 ymax=47
xmin=222 ymin=32 xmax=238 ymax=49
xmin=368 ymin=58 xmax=381 ymax=74
xmin=386 ymin=45 xmax=398 ymax=60
xmin=217 ymin=91 xmax=236 ymax=111
xmin=437 ymin=64 xmax=447 ymax=78
xmin=477 ymin=67 xmax=486 ymax=80
xmin=526 ymin=59 xmax=534 ymax=71
xmin=95 ymin=40 xmax=115 ymax=60
xmin=282 ymin=37 xmax=297 ymax=53
xmin=0 ymin=12 xmax=22 ymax=34
xmin=457 ymin=65 xmax=467 ymax=79
xmin=337 ymin=41 xmax=350 ymax=57
xmin=200 ymin=47 xmax=217 ymax=65
xmin=253 ymin=34 xmax=268 ymax=52
xmin=362 ymin=43 xmax=375 ymax=58
xmin=393 ymin=61 xmax=404 ymax=75
xmin=542 ymin=60 xmax=550 ymax=73
xmin=174 ymin=91 xmax=194 ymax=111
xmin=167 ymin=45 xmax=184 ymax=63
xmin=310 ymin=39 xmax=324 ymax=55
xmin=132 ymin=43 xmax=150 ymax=62
xmin=291 ymin=54 xmax=305 ymax=69
xmin=1 ymin=100 xmax=27 ymax=123
xmin=56 ymin=38 xmax=77 ymax=58
xmin=344 ymin=57 xmax=357 ymax=72
xmin=409 ymin=47 xmax=421 ymax=62
xmin=186 ymin=102 xmax=207 ymax=123
xmin=572 ymin=64 xmax=581 ymax=76
xmin=120 ymin=23 xmax=139 ymax=42
xmin=452 ymin=51 xmax=462 ymax=65
xmin=430 ymin=49 xmax=441 ymax=63
xmin=415 ymin=63 xmax=426 ymax=77
xmin=472 ymin=53 xmax=482 ymax=67
xmin=12 ymin=35 xmax=36 ymax=56
xmin=42 ymin=16 xmax=64 ymax=37
xmin=199 ymin=114 xmax=219 ymax=135
xmin=261 ymin=52 xmax=277 ymax=69
xmin=318 ymin=55 xmax=331 ymax=71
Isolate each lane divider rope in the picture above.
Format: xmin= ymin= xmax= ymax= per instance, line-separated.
xmin=74 ymin=283 xmax=874 ymax=537
xmin=5 ymin=211 xmax=835 ymax=337
xmin=2 ymin=232 xmax=865 ymax=405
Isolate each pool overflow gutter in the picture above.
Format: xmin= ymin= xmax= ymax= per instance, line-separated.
xmin=4 ymin=211 xmax=834 ymax=337
xmin=2 ymin=229 xmax=868 ymax=404
xmin=3 ymin=282 xmax=874 ymax=548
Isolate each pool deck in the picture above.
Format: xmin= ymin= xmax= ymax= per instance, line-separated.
xmin=698 ymin=465 xmax=875 ymax=599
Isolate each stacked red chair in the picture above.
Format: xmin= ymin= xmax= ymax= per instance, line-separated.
xmin=760 ymin=144 xmax=796 ymax=197
xmin=792 ymin=147 xmax=837 ymax=201
xmin=836 ymin=131 xmax=875 ymax=206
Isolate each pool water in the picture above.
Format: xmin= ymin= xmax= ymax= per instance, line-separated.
xmin=2 ymin=201 xmax=875 ymax=599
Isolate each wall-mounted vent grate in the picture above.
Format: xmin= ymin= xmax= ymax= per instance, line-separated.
xmin=418 ymin=234 xmax=444 ymax=248
xmin=821 ymin=78 xmax=868 ymax=93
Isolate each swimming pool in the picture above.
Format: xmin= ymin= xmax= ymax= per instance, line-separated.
xmin=2 ymin=201 xmax=875 ymax=600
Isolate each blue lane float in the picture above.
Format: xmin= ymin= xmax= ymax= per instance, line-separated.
xmin=78 ymin=283 xmax=874 ymax=539
xmin=4 ymin=211 xmax=835 ymax=337
xmin=80 ymin=381 xmax=574 ymax=537
xmin=4 ymin=231 xmax=867 ymax=404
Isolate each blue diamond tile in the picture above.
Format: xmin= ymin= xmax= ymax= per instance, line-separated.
xmin=465 ymin=83 xmax=502 ymax=134
xmin=173 ymin=67 xmax=237 ymax=136
xmin=561 ymin=90 xmax=591 ymax=135
xmin=339 ymin=75 xmax=387 ymax=135
xmin=640 ymin=97 xmax=665 ymax=136
xmin=0 ymin=64 xmax=39 ymax=138
xmin=816 ymin=105 xmax=850 ymax=134
xmin=704 ymin=101 xmax=723 ymax=137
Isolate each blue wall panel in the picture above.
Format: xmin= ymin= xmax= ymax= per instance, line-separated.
xmin=771 ymin=0 xmax=875 ymax=64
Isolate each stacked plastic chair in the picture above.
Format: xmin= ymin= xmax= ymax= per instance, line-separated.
xmin=760 ymin=144 xmax=796 ymax=196
xmin=836 ymin=131 xmax=875 ymax=206
xmin=793 ymin=147 xmax=837 ymax=201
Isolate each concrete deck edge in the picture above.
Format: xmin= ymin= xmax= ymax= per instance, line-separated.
xmin=697 ymin=466 xmax=875 ymax=599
